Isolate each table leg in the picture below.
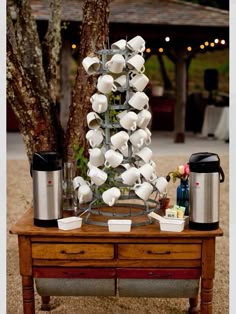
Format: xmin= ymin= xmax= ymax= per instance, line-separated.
xmin=22 ymin=276 xmax=35 ymax=314
xmin=189 ymin=296 xmax=199 ymax=313
xmin=41 ymin=296 xmax=51 ymax=311
xmin=201 ymin=279 xmax=213 ymax=314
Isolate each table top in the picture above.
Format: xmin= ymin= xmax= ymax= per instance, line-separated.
xmin=10 ymin=208 xmax=223 ymax=239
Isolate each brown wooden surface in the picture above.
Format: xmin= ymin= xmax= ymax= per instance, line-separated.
xmin=118 ymin=243 xmax=201 ymax=260
xmin=10 ymin=208 xmax=223 ymax=238
xmin=32 ymin=243 xmax=114 ymax=260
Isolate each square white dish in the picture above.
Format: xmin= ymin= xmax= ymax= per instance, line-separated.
xmin=108 ymin=219 xmax=132 ymax=232
xmin=57 ymin=216 xmax=82 ymax=230
xmin=160 ymin=219 xmax=185 ymax=232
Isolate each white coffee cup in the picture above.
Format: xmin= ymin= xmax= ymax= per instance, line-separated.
xmin=87 ymin=112 xmax=103 ymax=130
xmin=137 ymin=109 xmax=152 ymax=129
xmin=135 ymin=146 xmax=153 ymax=163
xmin=111 ymin=131 xmax=129 ymax=151
xmin=129 ymin=129 xmax=150 ymax=149
xmin=121 ymin=167 xmax=140 ymax=186
xmin=127 ymin=54 xmax=145 ymax=73
xmin=86 ymin=129 xmax=104 ymax=148
xmin=97 ymin=74 xmax=117 ymax=94
xmin=119 ymin=111 xmax=138 ymax=131
xmin=105 ymin=54 xmax=125 ymax=73
xmin=139 ymin=163 xmax=156 ymax=181
xmin=90 ymin=93 xmax=108 ymax=113
xmin=82 ymin=56 xmax=101 ymax=75
xmin=114 ymin=74 xmax=127 ymax=89
xmin=143 ymin=127 xmax=152 ymax=144
xmin=133 ymin=181 xmax=153 ymax=201
xmin=153 ymin=176 xmax=168 ymax=193
xmin=73 ymin=176 xmax=87 ymax=190
xmin=78 ymin=184 xmax=93 ymax=204
xmin=88 ymin=167 xmax=108 ymax=186
xmin=127 ymin=35 xmax=145 ymax=53
xmin=105 ymin=149 xmax=123 ymax=168
xmin=102 ymin=187 xmax=121 ymax=206
xmin=111 ymin=39 xmax=127 ymax=50
xmin=89 ymin=148 xmax=105 ymax=167
xmin=128 ymin=91 xmax=149 ymax=110
xmin=130 ymin=73 xmax=149 ymax=92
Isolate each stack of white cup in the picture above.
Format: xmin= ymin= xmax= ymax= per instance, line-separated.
xmin=79 ymin=35 xmax=168 ymax=207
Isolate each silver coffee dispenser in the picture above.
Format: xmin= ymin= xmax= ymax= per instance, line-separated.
xmin=189 ymin=152 xmax=224 ymax=230
xmin=32 ymin=152 xmax=63 ymax=227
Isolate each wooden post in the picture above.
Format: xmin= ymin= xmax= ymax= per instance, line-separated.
xmin=60 ymin=37 xmax=72 ymax=131
xmin=174 ymin=46 xmax=187 ymax=143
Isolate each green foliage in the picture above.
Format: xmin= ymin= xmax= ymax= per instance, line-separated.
xmin=73 ymin=143 xmax=88 ymax=179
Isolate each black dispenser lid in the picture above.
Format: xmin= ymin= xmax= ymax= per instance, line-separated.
xmin=32 ymin=151 xmax=62 ymax=171
xmin=189 ymin=152 xmax=220 ymax=173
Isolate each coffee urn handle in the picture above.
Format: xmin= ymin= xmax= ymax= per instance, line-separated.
xmin=219 ymin=166 xmax=225 ymax=183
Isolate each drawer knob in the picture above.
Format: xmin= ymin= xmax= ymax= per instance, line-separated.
xmin=61 ymin=250 xmax=85 ymax=255
xmin=147 ymin=250 xmax=171 ymax=255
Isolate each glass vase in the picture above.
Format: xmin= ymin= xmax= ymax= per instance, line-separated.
xmin=176 ymin=178 xmax=189 ymax=215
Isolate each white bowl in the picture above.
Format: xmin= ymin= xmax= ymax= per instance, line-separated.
xmin=160 ymin=219 xmax=185 ymax=232
xmin=108 ymin=219 xmax=132 ymax=232
xmin=57 ymin=217 xmax=82 ymax=230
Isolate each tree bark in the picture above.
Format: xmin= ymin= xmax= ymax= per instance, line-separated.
xmin=65 ymin=0 xmax=111 ymax=167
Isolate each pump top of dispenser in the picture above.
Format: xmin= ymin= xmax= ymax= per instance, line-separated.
xmin=32 ymin=151 xmax=62 ymax=171
xmin=189 ymin=152 xmax=220 ymax=173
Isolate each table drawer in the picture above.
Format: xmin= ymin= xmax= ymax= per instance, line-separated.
xmin=118 ymin=244 xmax=201 ymax=260
xmin=32 ymin=243 xmax=114 ymax=260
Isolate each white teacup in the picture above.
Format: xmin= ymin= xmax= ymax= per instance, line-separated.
xmin=128 ymin=91 xmax=149 ymax=111
xmin=139 ymin=163 xmax=156 ymax=181
xmin=129 ymin=129 xmax=150 ymax=149
xmin=97 ymin=74 xmax=117 ymax=94
xmin=105 ymin=54 xmax=125 ymax=73
xmin=111 ymin=131 xmax=129 ymax=151
xmin=119 ymin=111 xmax=138 ymax=131
xmin=88 ymin=167 xmax=107 ymax=186
xmin=89 ymin=148 xmax=105 ymax=167
xmin=127 ymin=35 xmax=145 ymax=53
xmin=73 ymin=176 xmax=87 ymax=190
xmin=86 ymin=129 xmax=104 ymax=148
xmin=90 ymin=93 xmax=108 ymax=113
xmin=133 ymin=181 xmax=153 ymax=201
xmin=127 ymin=54 xmax=145 ymax=73
xmin=137 ymin=109 xmax=152 ymax=129
xmin=87 ymin=112 xmax=103 ymax=129
xmin=78 ymin=184 xmax=93 ymax=204
xmin=105 ymin=149 xmax=123 ymax=168
xmin=102 ymin=187 xmax=121 ymax=207
xmin=135 ymin=146 xmax=153 ymax=163
xmin=121 ymin=167 xmax=140 ymax=186
xmin=114 ymin=74 xmax=127 ymax=89
xmin=111 ymin=39 xmax=127 ymax=50
xmin=153 ymin=176 xmax=168 ymax=193
xmin=82 ymin=56 xmax=101 ymax=75
xmin=130 ymin=73 xmax=149 ymax=92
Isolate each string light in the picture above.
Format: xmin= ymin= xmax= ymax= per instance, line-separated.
xmin=72 ymin=44 xmax=77 ymax=49
xmin=210 ymin=42 xmax=215 ymax=47
xmin=204 ymin=41 xmax=209 ymax=46
xmin=221 ymin=39 xmax=226 ymax=45
xmin=200 ymin=44 xmax=205 ymax=49
xmin=214 ymin=38 xmax=219 ymax=44
xmin=187 ymin=46 xmax=192 ymax=52
xmin=146 ymin=48 xmax=151 ymax=53
xmin=158 ymin=47 xmax=164 ymax=53
xmin=165 ymin=36 xmax=170 ymax=42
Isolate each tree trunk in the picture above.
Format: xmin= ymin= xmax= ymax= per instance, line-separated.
xmin=157 ymin=54 xmax=173 ymax=90
xmin=65 ymin=0 xmax=111 ymax=167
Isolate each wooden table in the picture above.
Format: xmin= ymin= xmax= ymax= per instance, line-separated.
xmin=10 ymin=208 xmax=223 ymax=314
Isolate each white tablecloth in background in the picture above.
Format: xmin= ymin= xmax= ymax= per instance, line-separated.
xmin=201 ymin=105 xmax=227 ymax=139
xmin=214 ymin=107 xmax=229 ymax=140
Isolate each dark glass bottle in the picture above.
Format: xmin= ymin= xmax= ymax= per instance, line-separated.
xmin=176 ymin=179 xmax=189 ymax=215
